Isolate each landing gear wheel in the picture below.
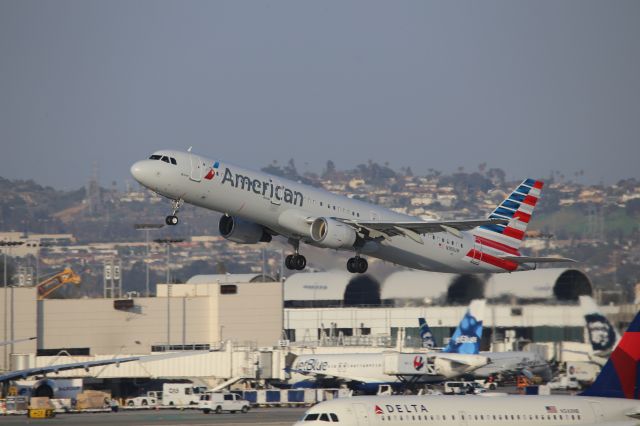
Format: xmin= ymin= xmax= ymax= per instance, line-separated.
xmin=356 ymin=257 xmax=368 ymax=273
xmin=293 ymin=254 xmax=306 ymax=270
xmin=165 ymin=215 xmax=179 ymax=226
xmin=285 ymin=255 xmax=295 ymax=270
xmin=347 ymin=257 xmax=368 ymax=273
xmin=347 ymin=258 xmax=357 ymax=273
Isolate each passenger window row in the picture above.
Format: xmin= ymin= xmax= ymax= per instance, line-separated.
xmin=149 ymin=154 xmax=177 ymax=165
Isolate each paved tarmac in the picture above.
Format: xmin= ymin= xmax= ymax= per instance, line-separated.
xmin=0 ymin=407 xmax=307 ymax=426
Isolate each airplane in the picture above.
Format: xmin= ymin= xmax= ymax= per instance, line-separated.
xmin=580 ymin=295 xmax=619 ymax=358
xmin=130 ymin=150 xmax=574 ymax=273
xmin=294 ymin=309 xmax=640 ymax=425
xmin=416 ymin=315 xmax=551 ymax=382
xmin=289 ymin=300 xmax=489 ymax=393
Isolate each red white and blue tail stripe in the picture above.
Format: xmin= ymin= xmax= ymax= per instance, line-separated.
xmin=467 ymin=179 xmax=543 ymax=271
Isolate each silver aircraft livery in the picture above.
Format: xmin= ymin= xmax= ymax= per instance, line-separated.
xmin=131 ymin=150 xmax=574 ymax=273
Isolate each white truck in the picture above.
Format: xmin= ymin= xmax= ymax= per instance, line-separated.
xmin=162 ymin=383 xmax=207 ymax=406
xmin=547 ymin=376 xmax=580 ymax=391
xmin=199 ymin=392 xmax=250 ymax=414
xmin=125 ymin=391 xmax=162 ymax=407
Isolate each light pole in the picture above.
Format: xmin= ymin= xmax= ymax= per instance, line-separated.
xmin=154 ymin=238 xmax=183 ymax=350
xmin=1 ymin=241 xmax=23 ymax=371
xmin=134 ymin=224 xmax=164 ymax=297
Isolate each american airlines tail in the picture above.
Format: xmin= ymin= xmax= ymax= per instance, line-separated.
xmin=418 ymin=318 xmax=436 ymax=349
xmin=472 ymin=178 xmax=543 ymax=256
xmin=441 ymin=299 xmax=485 ymax=355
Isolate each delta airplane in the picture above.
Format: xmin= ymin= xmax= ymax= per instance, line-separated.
xmin=290 ymin=301 xmax=488 ymax=392
xmin=294 ymin=309 xmax=640 ymax=425
xmin=130 ymin=150 xmax=574 ymax=273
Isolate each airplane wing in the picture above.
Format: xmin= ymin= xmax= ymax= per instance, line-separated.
xmin=501 ymin=256 xmax=577 ymax=264
xmin=336 ymin=218 xmax=509 ymax=243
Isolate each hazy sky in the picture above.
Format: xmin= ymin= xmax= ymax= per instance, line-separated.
xmin=1 ymin=1 xmax=639 ymax=189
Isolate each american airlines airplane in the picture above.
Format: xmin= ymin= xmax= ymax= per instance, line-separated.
xmin=294 ymin=309 xmax=640 ymax=425
xmin=130 ymin=150 xmax=574 ymax=273
xmin=290 ymin=301 xmax=488 ymax=393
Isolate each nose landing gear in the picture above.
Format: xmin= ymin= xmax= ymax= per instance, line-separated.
xmin=347 ymin=256 xmax=368 ymax=274
xmin=165 ymin=199 xmax=183 ymax=226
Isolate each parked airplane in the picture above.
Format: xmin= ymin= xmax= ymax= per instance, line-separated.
xmin=290 ymin=301 xmax=488 ymax=392
xmin=580 ymin=295 xmax=619 ymax=357
xmin=417 ymin=314 xmax=551 ymax=381
xmin=130 ymin=150 xmax=574 ymax=273
xmin=294 ymin=309 xmax=640 ymax=425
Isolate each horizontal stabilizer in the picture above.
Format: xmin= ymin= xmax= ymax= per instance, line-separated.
xmin=501 ymin=256 xmax=577 ymax=264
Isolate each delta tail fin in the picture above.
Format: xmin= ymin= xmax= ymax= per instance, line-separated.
xmin=419 ymin=318 xmax=436 ymax=349
xmin=580 ymin=309 xmax=640 ymax=399
xmin=442 ymin=299 xmax=485 ymax=355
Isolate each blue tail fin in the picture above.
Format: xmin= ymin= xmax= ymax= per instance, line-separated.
xmin=442 ymin=299 xmax=485 ymax=355
xmin=419 ymin=318 xmax=436 ymax=349
xmin=580 ymin=310 xmax=640 ymax=399
xmin=579 ymin=295 xmax=619 ymax=355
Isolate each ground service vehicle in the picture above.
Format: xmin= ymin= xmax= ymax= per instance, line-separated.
xmin=199 ymin=392 xmax=250 ymax=414
xmin=125 ymin=391 xmax=161 ymax=407
xmin=162 ymin=384 xmax=207 ymax=406
xmin=547 ymin=376 xmax=581 ymax=390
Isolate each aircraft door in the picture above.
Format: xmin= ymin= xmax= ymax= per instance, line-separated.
xmin=589 ymin=402 xmax=604 ymax=423
xmin=189 ymin=154 xmax=203 ymax=182
xmin=353 ymin=403 xmax=370 ymax=426
xmin=471 ymin=239 xmax=483 ymax=265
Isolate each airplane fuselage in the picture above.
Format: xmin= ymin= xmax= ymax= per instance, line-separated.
xmin=294 ymin=394 xmax=638 ymax=425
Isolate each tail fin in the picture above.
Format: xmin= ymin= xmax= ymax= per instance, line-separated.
xmin=419 ymin=318 xmax=436 ymax=349
xmin=580 ymin=310 xmax=640 ymax=399
xmin=580 ymin=295 xmax=620 ymax=356
xmin=473 ymin=178 xmax=543 ymax=253
xmin=442 ymin=299 xmax=485 ymax=355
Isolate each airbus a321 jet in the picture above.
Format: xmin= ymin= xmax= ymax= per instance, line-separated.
xmin=131 ymin=150 xmax=574 ymax=273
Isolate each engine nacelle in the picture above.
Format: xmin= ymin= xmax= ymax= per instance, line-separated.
xmin=310 ymin=217 xmax=357 ymax=249
xmin=219 ymin=216 xmax=272 ymax=244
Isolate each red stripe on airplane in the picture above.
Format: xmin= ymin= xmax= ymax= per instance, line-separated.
xmin=475 ymin=236 xmax=520 ymax=256
xmin=533 ymin=181 xmax=544 ymax=189
xmin=467 ymin=249 xmax=518 ymax=272
xmin=523 ymin=195 xmax=538 ymax=206
xmin=503 ymin=227 xmax=525 ymax=240
xmin=513 ymin=211 xmax=531 ymax=223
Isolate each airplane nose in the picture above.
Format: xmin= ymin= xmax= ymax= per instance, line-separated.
xmin=130 ymin=161 xmax=152 ymax=185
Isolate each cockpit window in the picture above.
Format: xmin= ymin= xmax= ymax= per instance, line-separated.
xmin=304 ymin=413 xmax=319 ymax=421
xmin=161 ymin=156 xmax=170 ymax=163
xmin=149 ymin=155 xmax=162 ymax=160
xmin=319 ymin=413 xmax=330 ymax=422
xmin=330 ymin=413 xmax=339 ymax=421
xmin=170 ymin=157 xmax=177 ymax=165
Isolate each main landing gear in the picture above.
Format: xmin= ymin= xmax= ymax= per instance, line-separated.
xmin=285 ymin=239 xmax=307 ymax=271
xmin=165 ymin=199 xmax=183 ymax=226
xmin=347 ymin=256 xmax=368 ymax=274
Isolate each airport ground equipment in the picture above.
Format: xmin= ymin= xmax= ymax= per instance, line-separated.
xmin=125 ymin=391 xmax=161 ymax=407
xmin=199 ymin=392 xmax=250 ymax=414
xmin=36 ymin=267 xmax=81 ymax=300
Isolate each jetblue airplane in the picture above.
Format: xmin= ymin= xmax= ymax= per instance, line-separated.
xmin=290 ymin=301 xmax=488 ymax=393
xmin=294 ymin=309 xmax=640 ymax=425
xmin=131 ymin=150 xmax=574 ymax=273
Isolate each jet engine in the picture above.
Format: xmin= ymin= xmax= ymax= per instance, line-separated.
xmin=219 ymin=215 xmax=272 ymax=244
xmin=310 ymin=217 xmax=357 ymax=249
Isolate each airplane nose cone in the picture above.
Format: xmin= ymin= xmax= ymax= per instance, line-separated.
xmin=130 ymin=161 xmax=153 ymax=186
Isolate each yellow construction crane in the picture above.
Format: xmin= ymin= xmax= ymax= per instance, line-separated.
xmin=36 ymin=267 xmax=81 ymax=300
